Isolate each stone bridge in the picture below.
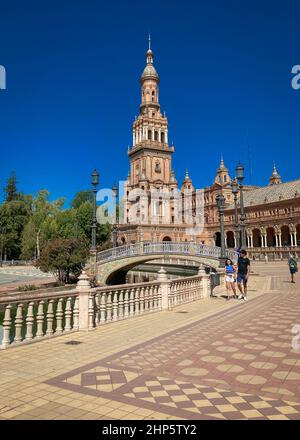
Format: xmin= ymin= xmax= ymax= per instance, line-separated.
xmin=96 ymin=241 xmax=237 ymax=285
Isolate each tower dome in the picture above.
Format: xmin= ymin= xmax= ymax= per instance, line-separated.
xmin=269 ymin=162 xmax=282 ymax=185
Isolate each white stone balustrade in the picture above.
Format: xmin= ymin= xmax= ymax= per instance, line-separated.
xmin=0 ymin=290 xmax=79 ymax=349
xmin=0 ymin=269 xmax=211 ymax=349
xmin=92 ymin=281 xmax=162 ymax=326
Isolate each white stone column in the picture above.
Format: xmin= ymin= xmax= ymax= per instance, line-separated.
xmin=278 ymin=233 xmax=282 ymax=247
xmin=76 ymin=271 xmax=92 ymax=331
xmin=157 ymin=267 xmax=170 ymax=310
xmin=165 ymin=129 xmax=168 ymax=144
xmin=290 ymin=233 xmax=294 ymax=247
xmin=133 ymin=131 xmax=135 ymax=146
xmin=264 ymin=235 xmax=268 ymax=248
xmin=275 ymin=234 xmax=279 ymax=247
xmin=198 ymin=265 xmax=211 ymax=298
xmin=294 ymin=232 xmax=298 ymax=247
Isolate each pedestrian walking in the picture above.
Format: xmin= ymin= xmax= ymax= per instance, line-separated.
xmin=237 ymin=249 xmax=251 ymax=301
xmin=288 ymin=254 xmax=298 ymax=283
xmin=224 ymin=258 xmax=237 ymax=300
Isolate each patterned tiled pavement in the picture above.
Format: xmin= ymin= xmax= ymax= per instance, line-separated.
xmin=1 ymin=263 xmax=300 ymax=420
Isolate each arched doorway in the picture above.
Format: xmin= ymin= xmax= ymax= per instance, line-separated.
xmin=281 ymin=225 xmax=291 ymax=246
xmin=253 ymin=229 xmax=261 ymax=247
xmin=121 ymin=237 xmax=126 ymax=245
xmin=215 ymin=232 xmax=221 ymax=247
xmin=162 ymin=236 xmax=172 ymax=242
xmin=266 ymin=227 xmax=276 ymax=247
xmin=226 ymin=231 xmax=235 ymax=248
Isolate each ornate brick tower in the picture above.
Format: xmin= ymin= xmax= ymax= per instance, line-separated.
xmin=118 ymin=38 xmax=199 ymax=245
xmin=128 ymin=35 xmax=175 ymax=189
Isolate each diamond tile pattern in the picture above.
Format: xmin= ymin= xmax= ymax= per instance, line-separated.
xmin=47 ymin=289 xmax=300 ymax=420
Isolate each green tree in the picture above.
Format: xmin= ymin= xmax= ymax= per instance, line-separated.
xmin=4 ymin=172 xmax=19 ymax=202
xmin=37 ymin=238 xmax=89 ymax=283
xmin=71 ymin=190 xmax=93 ymax=209
xmin=21 ymin=190 xmax=65 ymax=260
xmin=0 ymin=200 xmax=32 ymax=259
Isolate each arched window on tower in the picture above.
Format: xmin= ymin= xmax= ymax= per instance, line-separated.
xmin=148 ymin=130 xmax=152 ymax=140
xmin=152 ymin=90 xmax=155 ymax=102
xmin=161 ymin=132 xmax=165 ymax=143
xmin=154 ymin=131 xmax=158 ymax=141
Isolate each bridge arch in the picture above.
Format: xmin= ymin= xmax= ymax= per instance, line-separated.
xmin=96 ymin=241 xmax=237 ymax=285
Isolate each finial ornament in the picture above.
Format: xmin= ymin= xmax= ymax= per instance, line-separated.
xmin=148 ymin=33 xmax=151 ymax=50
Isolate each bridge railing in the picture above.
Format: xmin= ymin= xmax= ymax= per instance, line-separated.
xmin=0 ymin=289 xmax=79 ymax=349
xmin=0 ymin=269 xmax=213 ymax=350
xmin=92 ymin=280 xmax=162 ymax=326
xmin=96 ymin=241 xmax=238 ymax=264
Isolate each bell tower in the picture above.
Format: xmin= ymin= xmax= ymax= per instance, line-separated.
xmin=128 ymin=36 xmax=175 ymax=188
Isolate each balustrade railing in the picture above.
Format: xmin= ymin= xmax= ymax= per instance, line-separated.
xmin=0 ymin=269 xmax=212 ymax=349
xmin=169 ymin=276 xmax=204 ymax=308
xmin=92 ymin=281 xmax=162 ymax=326
xmin=97 ymin=241 xmax=237 ymax=264
xmin=0 ymin=290 xmax=79 ymax=349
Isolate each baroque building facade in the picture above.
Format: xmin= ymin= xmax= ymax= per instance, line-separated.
xmin=117 ymin=42 xmax=300 ymax=259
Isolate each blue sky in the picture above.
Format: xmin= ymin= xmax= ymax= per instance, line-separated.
xmin=0 ymin=0 xmax=299 ymax=205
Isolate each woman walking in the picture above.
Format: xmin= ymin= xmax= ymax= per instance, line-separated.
xmin=225 ymin=258 xmax=237 ymax=300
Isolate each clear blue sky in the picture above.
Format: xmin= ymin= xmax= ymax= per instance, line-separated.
xmin=0 ymin=0 xmax=299 ymax=204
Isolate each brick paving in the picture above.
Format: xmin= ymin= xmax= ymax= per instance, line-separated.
xmin=0 ymin=263 xmax=299 ymax=420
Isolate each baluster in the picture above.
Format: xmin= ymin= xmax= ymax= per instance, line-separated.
xmin=94 ymin=293 xmax=100 ymax=325
xmin=99 ymin=293 xmax=106 ymax=324
xmin=46 ymin=300 xmax=54 ymax=336
xmin=124 ymin=289 xmax=129 ymax=318
xmin=55 ymin=298 xmax=63 ymax=334
xmin=134 ymin=288 xmax=140 ymax=315
xmin=157 ymin=285 xmax=162 ymax=310
xmin=1 ymin=304 xmax=12 ymax=348
xmin=73 ymin=296 xmax=79 ymax=330
xmin=14 ymin=303 xmax=24 ymax=343
xmin=139 ymin=287 xmax=144 ymax=314
xmin=25 ymin=301 xmax=34 ymax=340
xmin=64 ymin=297 xmax=72 ymax=331
xmin=153 ymin=284 xmax=158 ymax=310
xmin=129 ymin=288 xmax=135 ymax=316
xmin=112 ymin=292 xmax=119 ymax=321
xmin=118 ymin=290 xmax=124 ymax=319
xmin=144 ymin=286 xmax=149 ymax=313
xmin=149 ymin=286 xmax=154 ymax=312
xmin=106 ymin=292 xmax=112 ymax=321
xmin=36 ymin=301 xmax=44 ymax=338
xmin=88 ymin=294 xmax=94 ymax=330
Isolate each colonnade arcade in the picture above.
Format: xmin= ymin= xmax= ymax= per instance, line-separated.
xmin=224 ymin=224 xmax=300 ymax=249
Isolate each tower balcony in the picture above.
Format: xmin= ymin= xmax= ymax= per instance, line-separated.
xmin=129 ymin=140 xmax=174 ymax=155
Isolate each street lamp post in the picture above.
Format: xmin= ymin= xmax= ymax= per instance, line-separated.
xmin=90 ymin=169 xmax=99 ymax=275
xmin=216 ymin=193 xmax=227 ymax=268
xmin=112 ymin=183 xmax=118 ymax=248
xmin=230 ymin=178 xmax=240 ymax=249
xmin=236 ymin=163 xmax=247 ymax=249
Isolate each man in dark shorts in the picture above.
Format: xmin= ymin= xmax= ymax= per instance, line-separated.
xmin=288 ymin=254 xmax=298 ymax=283
xmin=237 ymin=249 xmax=251 ymax=301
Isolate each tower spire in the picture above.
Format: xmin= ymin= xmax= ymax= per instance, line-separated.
xmin=148 ymin=33 xmax=151 ymax=50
